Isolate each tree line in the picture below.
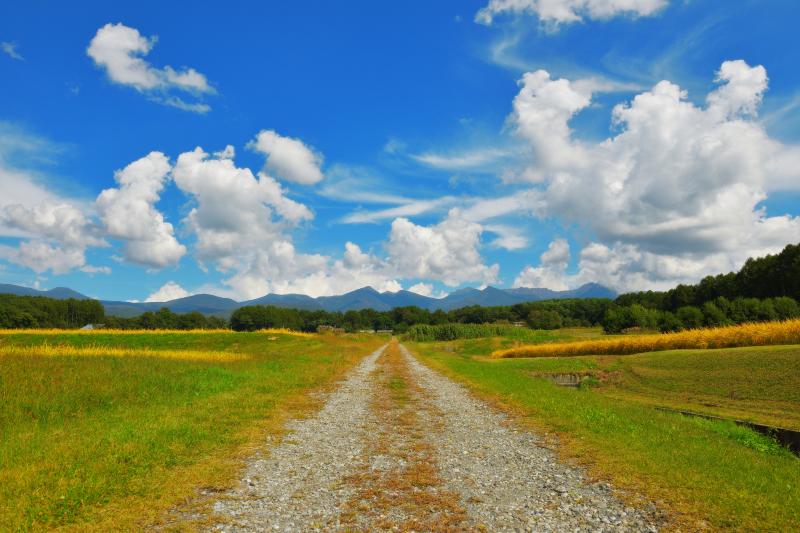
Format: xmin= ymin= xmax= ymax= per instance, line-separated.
xmin=0 ymin=295 xmax=225 ymax=330
xmin=616 ymin=243 xmax=800 ymax=310
xmin=229 ymin=298 xmax=611 ymax=332
xmin=103 ymin=308 xmax=227 ymax=330
xmin=601 ymin=243 xmax=800 ymax=333
xmin=0 ymin=295 xmax=104 ymax=329
xmin=602 ymin=296 xmax=800 ymax=334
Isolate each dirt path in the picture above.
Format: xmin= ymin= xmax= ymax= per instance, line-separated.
xmin=208 ymin=341 xmax=661 ymax=532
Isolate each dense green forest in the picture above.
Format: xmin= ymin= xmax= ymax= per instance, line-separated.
xmin=0 ymin=296 xmax=224 ymax=330
xmin=616 ymin=243 xmax=800 ymax=309
xmin=0 ymin=295 xmax=104 ymax=329
xmin=602 ymin=243 xmax=800 ymax=332
xmin=228 ymin=298 xmax=610 ymax=332
xmin=102 ymin=308 xmax=227 ymax=330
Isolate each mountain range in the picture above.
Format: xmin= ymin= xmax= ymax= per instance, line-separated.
xmin=0 ymin=283 xmax=616 ymax=317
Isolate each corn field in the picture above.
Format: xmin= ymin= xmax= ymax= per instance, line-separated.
xmin=492 ymin=319 xmax=800 ymax=358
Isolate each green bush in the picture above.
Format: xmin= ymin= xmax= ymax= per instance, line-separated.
xmin=404 ymin=323 xmax=524 ymax=341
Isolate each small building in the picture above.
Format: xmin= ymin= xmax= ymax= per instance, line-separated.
xmin=512 ymin=321 xmax=526 ymax=328
xmin=80 ymin=323 xmax=104 ymax=330
xmin=317 ymin=325 xmax=345 ymax=334
xmin=376 ymin=329 xmax=393 ymax=334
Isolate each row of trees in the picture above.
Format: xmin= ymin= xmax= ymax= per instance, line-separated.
xmin=616 ymin=244 xmax=800 ymax=311
xmin=0 ymin=295 xmax=225 ymax=330
xmin=600 ymin=244 xmax=800 ymax=333
xmin=229 ymin=298 xmax=613 ymax=332
xmin=102 ymin=308 xmax=226 ymax=330
xmin=0 ymin=292 xmax=609 ymax=332
xmin=0 ymin=295 xmax=104 ymax=329
xmin=602 ymin=296 xmax=800 ymax=333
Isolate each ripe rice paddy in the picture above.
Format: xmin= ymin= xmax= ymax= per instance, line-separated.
xmin=493 ymin=319 xmax=800 ymax=358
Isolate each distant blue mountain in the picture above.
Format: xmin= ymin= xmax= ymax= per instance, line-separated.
xmin=0 ymin=282 xmax=617 ymax=316
xmin=0 ymin=284 xmax=89 ymax=300
xmin=101 ymin=294 xmax=239 ymax=318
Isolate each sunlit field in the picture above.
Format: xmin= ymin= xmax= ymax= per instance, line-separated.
xmin=493 ymin=319 xmax=800 ymax=358
xmin=409 ymin=335 xmax=800 ymax=531
xmin=0 ymin=330 xmax=384 ymax=531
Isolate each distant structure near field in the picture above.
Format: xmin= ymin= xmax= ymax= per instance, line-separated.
xmin=80 ymin=323 xmax=104 ymax=330
xmin=376 ymin=329 xmax=393 ymax=334
xmin=512 ymin=321 xmax=526 ymax=327
xmin=317 ymin=325 xmax=345 ymax=334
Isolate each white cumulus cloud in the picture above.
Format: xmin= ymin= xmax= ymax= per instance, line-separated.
xmin=0 ymin=125 xmax=110 ymax=274
xmin=172 ymin=146 xmax=326 ymax=299
xmin=514 ymin=238 xmax=570 ymax=290
xmin=0 ymin=240 xmax=85 ymax=275
xmin=96 ymin=151 xmax=186 ymax=268
xmin=386 ymin=216 xmax=499 ymax=287
xmin=145 ymin=281 xmax=190 ymax=302
xmin=248 ymin=130 xmax=324 ymax=185
xmin=87 ymin=23 xmax=214 ymax=113
xmin=509 ymin=60 xmax=800 ymax=291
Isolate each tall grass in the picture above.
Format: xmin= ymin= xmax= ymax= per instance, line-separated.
xmin=404 ymin=323 xmax=547 ymax=342
xmin=493 ymin=319 xmax=800 ymax=358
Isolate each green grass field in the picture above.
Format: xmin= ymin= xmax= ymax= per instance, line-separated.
xmin=595 ymin=345 xmax=800 ymax=430
xmin=409 ymin=338 xmax=800 ymax=532
xmin=0 ymin=330 xmax=385 ymax=531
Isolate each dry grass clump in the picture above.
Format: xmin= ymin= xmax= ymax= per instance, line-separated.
xmin=0 ymin=344 xmax=250 ymax=362
xmin=256 ymin=328 xmax=315 ymax=338
xmin=492 ymin=319 xmax=800 ymax=358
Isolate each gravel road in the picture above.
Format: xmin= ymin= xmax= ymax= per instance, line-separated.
xmin=209 ymin=341 xmax=662 ymax=532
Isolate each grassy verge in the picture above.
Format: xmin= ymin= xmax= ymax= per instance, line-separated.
xmin=595 ymin=345 xmax=800 ymax=430
xmin=0 ymin=331 xmax=384 ymax=531
xmin=494 ymin=319 xmax=800 ymax=358
xmin=409 ymin=340 xmax=800 ymax=531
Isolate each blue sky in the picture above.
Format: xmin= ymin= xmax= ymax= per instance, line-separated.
xmin=1 ymin=0 xmax=799 ymax=302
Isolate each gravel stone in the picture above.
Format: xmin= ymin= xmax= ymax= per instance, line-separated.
xmin=210 ymin=345 xmax=386 ymax=532
xmin=399 ymin=343 xmax=662 ymax=532
xmin=206 ymin=343 xmax=663 ymax=532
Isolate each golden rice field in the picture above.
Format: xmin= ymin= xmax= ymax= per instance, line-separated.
xmin=0 ymin=327 xmax=313 ymax=336
xmin=0 ymin=344 xmax=252 ymax=362
xmin=493 ymin=319 xmax=800 ymax=358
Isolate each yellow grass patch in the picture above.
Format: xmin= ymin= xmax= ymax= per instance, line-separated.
xmin=0 ymin=327 xmax=317 ymax=337
xmin=0 ymin=328 xmax=234 ymax=335
xmin=0 ymin=344 xmax=250 ymax=362
xmin=493 ymin=319 xmax=800 ymax=358
xmin=256 ymin=328 xmax=315 ymax=338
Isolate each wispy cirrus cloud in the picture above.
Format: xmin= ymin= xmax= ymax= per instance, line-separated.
xmin=342 ymin=197 xmax=458 ymax=224
xmin=1 ymin=41 xmax=24 ymax=60
xmin=476 ymin=0 xmax=669 ymax=27
xmin=411 ymin=146 xmax=518 ymax=171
